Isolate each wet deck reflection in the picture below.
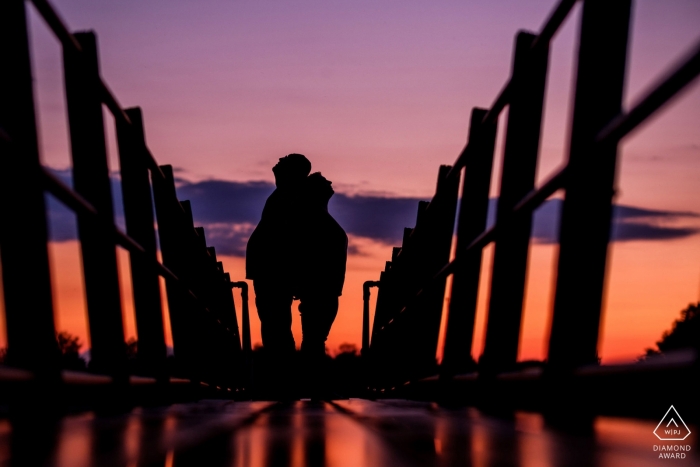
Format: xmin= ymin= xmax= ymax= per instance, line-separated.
xmin=0 ymin=399 xmax=697 ymax=466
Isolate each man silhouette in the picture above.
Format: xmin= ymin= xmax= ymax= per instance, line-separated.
xmin=296 ymin=172 xmax=348 ymax=398
xmin=246 ymin=153 xmax=311 ymax=390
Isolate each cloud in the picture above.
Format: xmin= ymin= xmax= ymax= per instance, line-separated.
xmin=44 ymin=168 xmax=125 ymax=242
xmin=525 ymin=199 xmax=699 ymax=244
xmin=177 ymin=180 xmax=274 ymax=224
xmin=43 ymin=172 xmax=699 ymax=257
xmin=195 ymin=222 xmax=255 ymax=256
xmin=330 ymin=193 xmax=425 ymax=243
xmin=179 ymin=179 xmax=423 ymax=255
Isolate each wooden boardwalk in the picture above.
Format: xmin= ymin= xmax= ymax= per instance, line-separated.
xmin=1 ymin=399 xmax=696 ymax=467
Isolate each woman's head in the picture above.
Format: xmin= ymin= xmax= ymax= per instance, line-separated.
xmin=304 ymin=172 xmax=334 ymax=207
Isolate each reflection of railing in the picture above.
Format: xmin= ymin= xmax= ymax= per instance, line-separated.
xmin=0 ymin=0 xmax=251 ymax=404
xmin=362 ymin=0 xmax=700 ymax=409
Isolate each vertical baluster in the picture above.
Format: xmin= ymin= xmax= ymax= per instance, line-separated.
xmin=549 ymin=0 xmax=632 ymax=370
xmin=237 ymin=283 xmax=252 ymax=355
xmin=361 ymin=281 xmax=380 ymax=352
xmin=403 ymin=228 xmax=412 ymax=245
xmin=221 ymin=274 xmax=242 ymax=362
xmin=217 ymin=270 xmax=240 ymax=390
xmin=0 ymin=0 xmax=59 ymax=377
xmin=209 ymin=246 xmax=240 ymax=386
xmin=116 ymin=107 xmax=166 ymax=376
xmin=370 ymin=268 xmax=390 ymax=348
xmin=206 ymin=248 xmax=232 ymax=337
xmin=152 ymin=165 xmax=197 ymax=379
xmin=386 ymin=202 xmax=426 ymax=384
xmin=480 ymin=31 xmax=549 ymax=374
xmin=181 ymin=202 xmax=202 ymax=294
xmin=180 ymin=202 xmax=213 ymax=381
xmin=222 ymin=272 xmax=242 ymax=346
xmin=231 ymin=281 xmax=252 ymax=393
xmin=63 ymin=31 xmax=126 ymax=377
xmin=414 ymin=165 xmax=459 ymax=378
xmin=400 ymin=202 xmax=428 ymax=306
xmin=193 ymin=228 xmax=215 ymax=313
xmin=373 ymin=265 xmax=395 ymax=388
xmin=440 ymin=107 xmax=498 ymax=378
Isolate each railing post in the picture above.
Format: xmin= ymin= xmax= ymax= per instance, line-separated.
xmin=0 ymin=0 xmax=60 ymax=377
xmin=63 ymin=31 xmax=127 ymax=377
xmin=219 ymin=270 xmax=242 ymax=346
xmin=398 ymin=202 xmax=428 ymax=308
xmin=221 ymin=272 xmax=243 ymax=388
xmin=369 ymin=267 xmax=391 ymax=350
xmin=548 ymin=0 xmax=632 ymax=370
xmin=198 ymin=240 xmax=239 ymax=386
xmin=152 ymin=165 xmax=197 ymax=378
xmin=481 ymin=31 xmax=549 ymax=373
xmin=440 ymin=107 xmax=497 ymax=378
xmin=116 ymin=107 xmax=166 ymax=376
xmin=361 ymin=281 xmax=380 ymax=357
xmin=369 ymin=265 xmax=396 ymax=388
xmin=180 ymin=201 xmax=216 ymax=381
xmin=231 ymin=281 xmax=252 ymax=393
xmin=414 ymin=165 xmax=459 ymax=375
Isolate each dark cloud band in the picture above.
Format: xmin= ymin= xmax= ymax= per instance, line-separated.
xmin=44 ymin=171 xmax=699 ymax=256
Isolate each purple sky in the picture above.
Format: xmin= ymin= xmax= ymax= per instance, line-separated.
xmin=27 ymin=0 xmax=700 ymax=201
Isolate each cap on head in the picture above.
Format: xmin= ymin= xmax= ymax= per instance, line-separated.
xmin=272 ymin=153 xmax=312 ymax=184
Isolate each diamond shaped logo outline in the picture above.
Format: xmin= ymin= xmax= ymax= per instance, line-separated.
xmin=653 ymin=405 xmax=691 ymax=441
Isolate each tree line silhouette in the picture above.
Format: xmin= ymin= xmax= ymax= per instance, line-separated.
xmin=0 ymin=332 xmax=365 ymax=398
xmin=0 ymin=300 xmax=695 ymax=384
xmin=643 ymin=302 xmax=700 ymax=359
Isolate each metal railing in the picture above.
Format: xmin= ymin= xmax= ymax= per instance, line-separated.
xmin=362 ymin=0 xmax=700 ymax=412
xmin=0 ymin=0 xmax=252 ymax=405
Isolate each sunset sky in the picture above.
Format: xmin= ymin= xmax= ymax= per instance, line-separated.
xmin=1 ymin=0 xmax=699 ymax=363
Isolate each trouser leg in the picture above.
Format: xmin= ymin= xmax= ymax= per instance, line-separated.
xmin=253 ymin=280 xmax=296 ymax=398
xmin=299 ymin=295 xmax=339 ymax=397
xmin=253 ymin=280 xmax=295 ymax=354
xmin=299 ymin=296 xmax=338 ymax=356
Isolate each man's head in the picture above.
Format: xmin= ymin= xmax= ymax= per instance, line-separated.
xmin=272 ymin=153 xmax=311 ymax=187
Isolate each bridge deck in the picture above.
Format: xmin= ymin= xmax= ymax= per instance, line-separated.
xmin=1 ymin=399 xmax=695 ymax=466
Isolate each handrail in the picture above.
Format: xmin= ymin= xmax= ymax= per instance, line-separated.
xmin=41 ymin=168 xmax=239 ymax=338
xmin=27 ymin=0 xmax=241 ymax=335
xmin=595 ymin=39 xmax=700 ymax=146
xmin=374 ymin=21 xmax=700 ymax=338
xmin=448 ymin=0 xmax=579 ymax=179
xmin=0 ymin=0 xmax=250 ymax=399
xmin=365 ymin=0 xmax=700 ymax=394
xmin=28 ymin=0 xmax=167 ymax=181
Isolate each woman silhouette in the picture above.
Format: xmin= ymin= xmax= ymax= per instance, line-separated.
xmin=295 ymin=172 xmax=348 ymax=398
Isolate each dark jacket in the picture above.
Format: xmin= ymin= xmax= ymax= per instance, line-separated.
xmin=245 ymin=186 xmax=302 ymax=281
xmin=297 ymin=211 xmax=348 ymax=298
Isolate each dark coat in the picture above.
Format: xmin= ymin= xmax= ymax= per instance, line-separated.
xmin=297 ymin=211 xmax=348 ymax=298
xmin=245 ymin=186 xmax=302 ymax=281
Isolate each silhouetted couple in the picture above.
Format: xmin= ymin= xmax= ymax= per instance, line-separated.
xmin=246 ymin=153 xmax=348 ymax=399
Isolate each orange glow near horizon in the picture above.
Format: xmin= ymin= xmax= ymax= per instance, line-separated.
xmin=1 ymin=232 xmax=695 ymax=363
xmin=47 ymin=240 xmax=90 ymax=349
